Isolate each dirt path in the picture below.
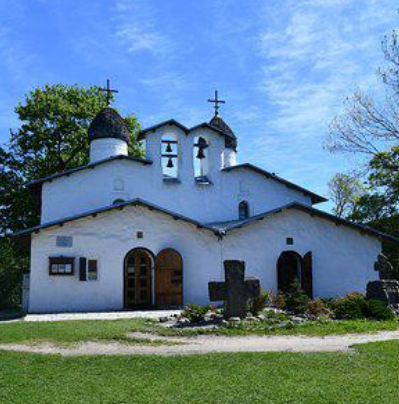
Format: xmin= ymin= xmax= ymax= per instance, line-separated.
xmin=1 ymin=330 xmax=399 ymax=356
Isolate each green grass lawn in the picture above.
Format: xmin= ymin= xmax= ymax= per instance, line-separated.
xmin=0 ymin=318 xmax=398 ymax=345
xmin=0 ymin=341 xmax=398 ymax=403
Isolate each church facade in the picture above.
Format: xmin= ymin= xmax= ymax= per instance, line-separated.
xmin=17 ymin=101 xmax=398 ymax=313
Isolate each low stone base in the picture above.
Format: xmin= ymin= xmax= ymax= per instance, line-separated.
xmin=366 ymin=280 xmax=399 ymax=306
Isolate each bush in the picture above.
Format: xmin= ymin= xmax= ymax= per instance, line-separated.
xmin=284 ymin=282 xmax=310 ymax=315
xmin=363 ymin=299 xmax=395 ymax=321
xmin=248 ymin=291 xmax=270 ymax=315
xmin=270 ymin=292 xmax=286 ymax=310
xmin=182 ymin=304 xmax=213 ymax=323
xmin=332 ymin=293 xmax=396 ymax=321
xmin=333 ymin=293 xmax=365 ymax=320
xmin=305 ymin=299 xmax=331 ymax=318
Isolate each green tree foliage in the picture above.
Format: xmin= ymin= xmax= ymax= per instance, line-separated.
xmin=328 ymin=173 xmax=364 ymax=218
xmin=327 ymin=29 xmax=399 ymax=279
xmin=0 ymin=238 xmax=28 ymax=309
xmin=0 ymin=84 xmax=142 ymax=307
xmin=0 ymin=84 xmax=142 ymax=234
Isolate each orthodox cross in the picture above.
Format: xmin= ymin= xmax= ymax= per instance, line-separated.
xmin=100 ymin=79 xmax=119 ymax=106
xmin=374 ymin=253 xmax=394 ymax=280
xmin=209 ymin=260 xmax=260 ymax=318
xmin=207 ymin=90 xmax=225 ymax=116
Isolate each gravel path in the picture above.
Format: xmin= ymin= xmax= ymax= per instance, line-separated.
xmin=1 ymin=330 xmax=398 ymax=356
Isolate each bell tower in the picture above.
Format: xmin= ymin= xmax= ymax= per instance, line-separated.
xmin=207 ymin=90 xmax=238 ymax=168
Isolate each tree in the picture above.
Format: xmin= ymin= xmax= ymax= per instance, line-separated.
xmin=328 ymin=173 xmax=363 ymax=218
xmin=0 ymin=83 xmax=142 ymax=308
xmin=326 ymin=29 xmax=399 ymax=221
xmin=0 ymin=83 xmax=142 ymax=234
xmin=327 ymin=27 xmax=399 ymax=279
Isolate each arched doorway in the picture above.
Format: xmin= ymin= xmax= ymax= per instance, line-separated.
xmin=277 ymin=251 xmax=302 ymax=293
xmin=155 ymin=248 xmax=183 ymax=307
xmin=277 ymin=250 xmax=313 ymax=297
xmin=124 ymin=248 xmax=154 ymax=309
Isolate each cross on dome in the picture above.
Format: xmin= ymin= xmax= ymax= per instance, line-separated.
xmin=99 ymin=79 xmax=119 ymax=106
xmin=208 ymin=90 xmax=225 ymax=117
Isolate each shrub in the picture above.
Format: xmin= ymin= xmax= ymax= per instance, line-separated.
xmin=182 ymin=304 xmax=212 ymax=323
xmin=363 ymin=299 xmax=395 ymax=321
xmin=248 ymin=291 xmax=270 ymax=315
xmin=333 ymin=293 xmax=365 ymax=320
xmin=270 ymin=292 xmax=286 ymax=310
xmin=284 ymin=282 xmax=310 ymax=315
xmin=305 ymin=299 xmax=331 ymax=318
xmin=332 ymin=293 xmax=395 ymax=321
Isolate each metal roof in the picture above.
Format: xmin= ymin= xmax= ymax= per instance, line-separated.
xmin=222 ymin=163 xmax=327 ymax=204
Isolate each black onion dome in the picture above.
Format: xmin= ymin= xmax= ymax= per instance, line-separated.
xmin=88 ymin=107 xmax=130 ymax=143
xmin=209 ymin=115 xmax=237 ymax=150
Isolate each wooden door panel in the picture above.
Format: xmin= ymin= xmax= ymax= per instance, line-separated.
xmin=155 ymin=249 xmax=183 ymax=307
xmin=124 ymin=249 xmax=152 ymax=309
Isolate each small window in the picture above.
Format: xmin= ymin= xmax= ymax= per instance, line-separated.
xmin=239 ymin=201 xmax=249 ymax=220
xmin=286 ymin=237 xmax=294 ymax=245
xmin=49 ymin=257 xmax=75 ymax=276
xmin=113 ymin=178 xmax=124 ymax=191
xmin=88 ymin=260 xmax=98 ymax=281
xmin=56 ymin=236 xmax=73 ymax=248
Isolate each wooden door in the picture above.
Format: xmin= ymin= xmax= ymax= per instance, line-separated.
xmin=155 ymin=249 xmax=183 ymax=307
xmin=277 ymin=251 xmax=302 ymax=293
xmin=124 ymin=249 xmax=152 ymax=309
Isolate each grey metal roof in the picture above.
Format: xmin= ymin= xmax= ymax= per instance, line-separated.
xmin=26 ymin=155 xmax=152 ymax=188
xmin=12 ymin=198 xmax=399 ymax=243
xmin=88 ymin=107 xmax=130 ymax=143
xmin=207 ymin=202 xmax=399 ymax=242
xmin=138 ymin=119 xmax=237 ymax=149
xmin=222 ymin=163 xmax=327 ymax=204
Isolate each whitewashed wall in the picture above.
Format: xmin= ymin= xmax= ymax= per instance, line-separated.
xmin=29 ymin=205 xmax=381 ymax=313
xmin=221 ymin=209 xmax=381 ymax=298
xmin=41 ymin=126 xmax=312 ymax=224
xmin=29 ymin=206 xmax=221 ymax=313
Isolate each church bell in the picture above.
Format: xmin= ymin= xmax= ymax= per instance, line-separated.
xmin=165 ymin=142 xmax=172 ymax=153
xmin=196 ymin=147 xmax=205 ymax=159
xmin=167 ymin=157 xmax=174 ymax=168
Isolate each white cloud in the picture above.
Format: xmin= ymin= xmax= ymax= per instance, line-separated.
xmin=113 ymin=0 xmax=173 ymax=56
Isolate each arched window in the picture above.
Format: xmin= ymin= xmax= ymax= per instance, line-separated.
xmin=193 ymin=136 xmax=209 ymax=181
xmin=113 ymin=198 xmax=125 ymax=205
xmin=161 ymin=134 xmax=178 ymax=179
xmin=238 ymin=201 xmax=249 ymax=220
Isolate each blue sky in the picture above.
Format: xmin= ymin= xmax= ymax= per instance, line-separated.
xmin=0 ymin=0 xmax=397 ymax=210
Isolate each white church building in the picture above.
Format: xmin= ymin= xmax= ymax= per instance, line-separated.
xmin=16 ymin=98 xmax=398 ymax=313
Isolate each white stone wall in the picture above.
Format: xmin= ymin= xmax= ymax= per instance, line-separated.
xmin=29 ymin=206 xmax=221 ymax=313
xmin=221 ymin=209 xmax=381 ymax=298
xmin=90 ymin=138 xmax=128 ymax=162
xmin=29 ymin=205 xmax=381 ymax=313
xmin=41 ymin=126 xmax=312 ymax=224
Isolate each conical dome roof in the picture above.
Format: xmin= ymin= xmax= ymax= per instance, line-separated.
xmin=209 ymin=115 xmax=237 ymax=150
xmin=88 ymin=107 xmax=130 ymax=143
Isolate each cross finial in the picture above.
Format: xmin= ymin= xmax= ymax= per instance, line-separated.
xmin=99 ymin=79 xmax=119 ymax=106
xmin=208 ymin=90 xmax=225 ymax=117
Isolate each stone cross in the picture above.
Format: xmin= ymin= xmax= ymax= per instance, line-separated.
xmin=209 ymin=260 xmax=260 ymax=318
xmin=374 ymin=253 xmax=394 ymax=280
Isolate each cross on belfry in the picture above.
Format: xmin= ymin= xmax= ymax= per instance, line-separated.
xmin=208 ymin=90 xmax=225 ymax=117
xmin=209 ymin=261 xmax=260 ymax=318
xmin=100 ymin=79 xmax=119 ymax=106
